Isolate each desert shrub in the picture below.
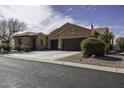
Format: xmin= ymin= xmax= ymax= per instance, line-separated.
xmin=23 ymin=46 xmax=32 ymax=52
xmin=82 ymin=50 xmax=92 ymax=58
xmin=1 ymin=43 xmax=11 ymax=52
xmin=105 ymin=44 xmax=114 ymax=54
xmin=15 ymin=45 xmax=23 ymax=51
xmin=115 ymin=37 xmax=124 ymax=52
xmin=80 ymin=37 xmax=106 ymax=57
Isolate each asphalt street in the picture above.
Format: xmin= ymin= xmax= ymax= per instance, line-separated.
xmin=0 ymin=56 xmax=124 ymax=88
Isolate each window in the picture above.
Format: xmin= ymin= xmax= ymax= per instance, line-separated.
xmin=18 ymin=38 xmax=22 ymax=45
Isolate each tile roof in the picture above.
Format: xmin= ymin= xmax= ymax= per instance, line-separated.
xmin=49 ymin=22 xmax=91 ymax=35
xmin=12 ymin=31 xmax=43 ymax=37
xmin=11 ymin=22 xmax=109 ymax=37
xmin=49 ymin=22 xmax=73 ymax=35
xmin=94 ymin=27 xmax=109 ymax=34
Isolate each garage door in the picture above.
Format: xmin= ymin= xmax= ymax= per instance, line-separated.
xmin=51 ymin=40 xmax=58 ymax=50
xmin=63 ymin=38 xmax=84 ymax=51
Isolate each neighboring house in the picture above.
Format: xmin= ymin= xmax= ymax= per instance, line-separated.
xmin=94 ymin=27 xmax=109 ymax=34
xmin=11 ymin=32 xmax=47 ymax=50
xmin=11 ymin=22 xmax=109 ymax=51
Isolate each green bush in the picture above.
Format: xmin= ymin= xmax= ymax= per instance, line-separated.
xmin=1 ymin=43 xmax=11 ymax=52
xmin=82 ymin=50 xmax=92 ymax=58
xmin=15 ymin=45 xmax=23 ymax=51
xmin=115 ymin=37 xmax=124 ymax=52
xmin=23 ymin=46 xmax=32 ymax=52
xmin=80 ymin=37 xmax=106 ymax=57
xmin=105 ymin=44 xmax=113 ymax=54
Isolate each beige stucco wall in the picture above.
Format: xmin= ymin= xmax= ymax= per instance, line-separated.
xmin=12 ymin=34 xmax=47 ymax=50
xmin=35 ymin=33 xmax=47 ymax=50
xmin=10 ymin=38 xmax=15 ymax=49
xmin=48 ymin=23 xmax=73 ymax=40
xmin=48 ymin=25 xmax=91 ymax=40
xmin=12 ymin=36 xmax=33 ymax=49
xmin=59 ymin=26 xmax=91 ymax=39
xmin=47 ymin=25 xmax=92 ymax=50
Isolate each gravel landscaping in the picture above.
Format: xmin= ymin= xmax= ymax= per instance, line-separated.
xmin=56 ymin=52 xmax=124 ymax=68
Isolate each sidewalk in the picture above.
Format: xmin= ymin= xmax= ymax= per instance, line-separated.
xmin=2 ymin=53 xmax=124 ymax=74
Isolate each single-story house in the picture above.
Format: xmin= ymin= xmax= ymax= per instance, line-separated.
xmin=47 ymin=22 xmax=109 ymax=51
xmin=11 ymin=31 xmax=47 ymax=50
xmin=11 ymin=22 xmax=109 ymax=51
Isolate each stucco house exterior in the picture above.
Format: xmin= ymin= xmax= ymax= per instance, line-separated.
xmin=11 ymin=22 xmax=109 ymax=51
xmin=11 ymin=32 xmax=47 ymax=50
xmin=48 ymin=22 xmax=109 ymax=51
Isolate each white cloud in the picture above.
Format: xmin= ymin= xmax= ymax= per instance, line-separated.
xmin=108 ymin=25 xmax=124 ymax=38
xmin=80 ymin=5 xmax=96 ymax=11
xmin=0 ymin=5 xmax=74 ymax=34
xmin=67 ymin=7 xmax=73 ymax=11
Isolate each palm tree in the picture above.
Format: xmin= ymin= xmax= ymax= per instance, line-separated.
xmin=98 ymin=32 xmax=114 ymax=53
xmin=98 ymin=32 xmax=114 ymax=45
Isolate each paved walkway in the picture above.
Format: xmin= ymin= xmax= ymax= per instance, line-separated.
xmin=2 ymin=51 xmax=124 ymax=74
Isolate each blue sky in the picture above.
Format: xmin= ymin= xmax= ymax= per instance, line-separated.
xmin=52 ymin=5 xmax=124 ymax=37
xmin=52 ymin=5 xmax=124 ymax=25
xmin=0 ymin=5 xmax=123 ymax=37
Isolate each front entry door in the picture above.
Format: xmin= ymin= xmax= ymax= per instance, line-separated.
xmin=51 ymin=39 xmax=58 ymax=50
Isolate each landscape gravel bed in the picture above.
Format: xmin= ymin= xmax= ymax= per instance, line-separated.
xmin=56 ymin=53 xmax=124 ymax=68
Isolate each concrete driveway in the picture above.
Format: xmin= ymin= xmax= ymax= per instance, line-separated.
xmin=3 ymin=51 xmax=80 ymax=62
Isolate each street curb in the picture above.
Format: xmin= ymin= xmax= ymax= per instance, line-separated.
xmin=1 ymin=55 xmax=124 ymax=74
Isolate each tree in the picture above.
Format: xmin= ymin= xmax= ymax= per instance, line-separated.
xmin=115 ymin=37 xmax=124 ymax=52
xmin=0 ymin=18 xmax=27 ymax=45
xmin=98 ymin=32 xmax=114 ymax=44
xmin=98 ymin=32 xmax=114 ymax=53
xmin=0 ymin=20 xmax=8 ymax=43
xmin=80 ymin=37 xmax=106 ymax=57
